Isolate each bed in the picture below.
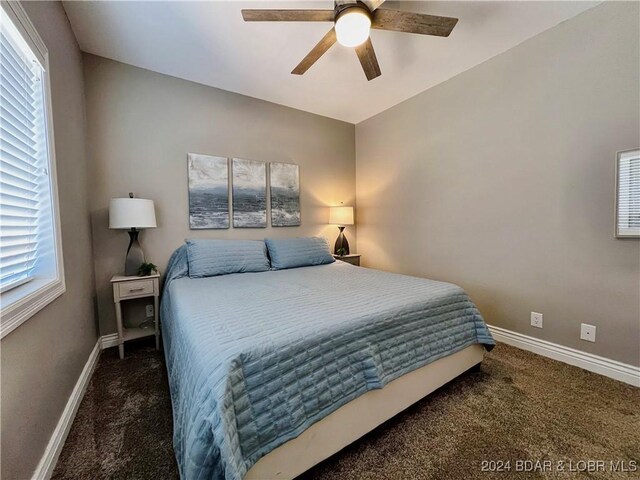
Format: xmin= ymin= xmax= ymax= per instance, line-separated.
xmin=161 ymin=245 xmax=494 ymax=480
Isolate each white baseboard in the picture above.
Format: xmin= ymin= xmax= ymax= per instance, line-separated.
xmin=488 ymin=325 xmax=640 ymax=387
xmin=100 ymin=333 xmax=119 ymax=349
xmin=32 ymin=339 xmax=102 ymax=480
xmin=32 ymin=334 xmax=120 ymax=479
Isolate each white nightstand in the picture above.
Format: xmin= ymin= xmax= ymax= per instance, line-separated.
xmin=111 ymin=273 xmax=160 ymax=359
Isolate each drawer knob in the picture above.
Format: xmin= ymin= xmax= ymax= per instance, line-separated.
xmin=129 ymin=287 xmax=144 ymax=292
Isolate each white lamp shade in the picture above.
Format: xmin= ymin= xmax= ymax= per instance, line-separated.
xmin=329 ymin=206 xmax=354 ymax=226
xmin=109 ymin=198 xmax=157 ymax=229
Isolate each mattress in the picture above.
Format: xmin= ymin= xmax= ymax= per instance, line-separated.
xmin=160 ymin=246 xmax=494 ymax=480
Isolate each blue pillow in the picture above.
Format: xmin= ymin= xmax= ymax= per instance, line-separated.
xmin=186 ymin=239 xmax=270 ymax=278
xmin=265 ymin=237 xmax=335 ymax=270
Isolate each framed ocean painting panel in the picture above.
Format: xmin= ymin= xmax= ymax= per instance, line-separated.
xmin=270 ymin=162 xmax=300 ymax=227
xmin=232 ymin=158 xmax=267 ymax=228
xmin=187 ymin=153 xmax=229 ymax=229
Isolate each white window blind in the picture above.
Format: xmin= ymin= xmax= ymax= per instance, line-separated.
xmin=0 ymin=10 xmax=47 ymax=292
xmin=0 ymin=3 xmax=64 ymax=337
xmin=616 ymin=149 xmax=640 ymax=238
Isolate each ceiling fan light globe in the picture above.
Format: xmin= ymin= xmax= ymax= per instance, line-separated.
xmin=335 ymin=10 xmax=371 ymax=47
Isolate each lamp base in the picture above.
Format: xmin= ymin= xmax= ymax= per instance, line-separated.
xmin=334 ymin=226 xmax=350 ymax=256
xmin=125 ymin=229 xmax=145 ymax=276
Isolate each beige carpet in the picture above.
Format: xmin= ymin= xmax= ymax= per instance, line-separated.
xmin=53 ymin=341 xmax=639 ymax=480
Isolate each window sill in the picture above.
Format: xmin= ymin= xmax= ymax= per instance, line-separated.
xmin=616 ymin=229 xmax=640 ymax=238
xmin=0 ymin=276 xmax=66 ymax=339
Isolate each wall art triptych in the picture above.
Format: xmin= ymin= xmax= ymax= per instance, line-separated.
xmin=187 ymin=153 xmax=300 ymax=229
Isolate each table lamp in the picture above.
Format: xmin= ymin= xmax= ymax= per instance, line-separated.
xmin=109 ymin=194 xmax=157 ymax=276
xmin=329 ymin=205 xmax=354 ymax=256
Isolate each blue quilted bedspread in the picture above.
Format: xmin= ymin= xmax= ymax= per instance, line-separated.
xmin=161 ymin=246 xmax=494 ymax=480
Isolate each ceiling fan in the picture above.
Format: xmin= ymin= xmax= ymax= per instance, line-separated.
xmin=241 ymin=0 xmax=458 ymax=81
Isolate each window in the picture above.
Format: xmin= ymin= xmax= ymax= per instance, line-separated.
xmin=0 ymin=2 xmax=64 ymax=337
xmin=616 ymin=148 xmax=640 ymax=238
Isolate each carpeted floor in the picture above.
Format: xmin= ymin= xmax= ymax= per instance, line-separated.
xmin=52 ymin=340 xmax=640 ymax=480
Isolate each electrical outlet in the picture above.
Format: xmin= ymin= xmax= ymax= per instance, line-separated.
xmin=580 ymin=323 xmax=596 ymax=342
xmin=530 ymin=312 xmax=543 ymax=328
xmin=145 ymin=304 xmax=154 ymax=318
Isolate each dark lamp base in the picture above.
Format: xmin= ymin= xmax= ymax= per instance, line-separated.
xmin=125 ymin=229 xmax=145 ymax=276
xmin=334 ymin=226 xmax=350 ymax=256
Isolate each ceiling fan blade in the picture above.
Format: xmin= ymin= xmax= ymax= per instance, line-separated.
xmin=372 ymin=9 xmax=458 ymax=37
xmin=361 ymin=0 xmax=386 ymax=12
xmin=292 ymin=28 xmax=337 ymax=75
xmin=355 ymin=37 xmax=381 ymax=81
xmin=242 ymin=9 xmax=334 ymax=22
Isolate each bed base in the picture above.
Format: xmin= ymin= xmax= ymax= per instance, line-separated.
xmin=245 ymin=344 xmax=484 ymax=480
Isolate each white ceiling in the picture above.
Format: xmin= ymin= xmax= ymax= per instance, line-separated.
xmin=63 ymin=1 xmax=601 ymax=124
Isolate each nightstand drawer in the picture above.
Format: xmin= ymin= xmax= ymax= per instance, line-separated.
xmin=118 ymin=279 xmax=154 ymax=298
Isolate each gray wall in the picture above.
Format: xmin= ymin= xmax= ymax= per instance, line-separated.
xmin=356 ymin=2 xmax=640 ymax=366
xmin=0 ymin=2 xmax=98 ymax=479
xmin=83 ymin=55 xmax=356 ymax=336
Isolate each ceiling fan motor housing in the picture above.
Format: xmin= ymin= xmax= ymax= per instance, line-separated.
xmin=334 ymin=2 xmax=372 ymax=23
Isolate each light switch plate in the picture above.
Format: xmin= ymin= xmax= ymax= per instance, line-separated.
xmin=580 ymin=323 xmax=596 ymax=342
xmin=145 ymin=304 xmax=154 ymax=318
